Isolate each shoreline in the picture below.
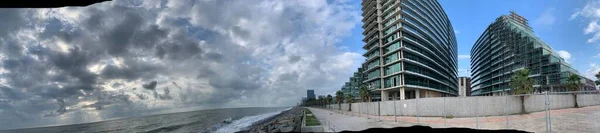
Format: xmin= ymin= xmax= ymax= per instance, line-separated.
xmin=241 ymin=106 xmax=303 ymax=133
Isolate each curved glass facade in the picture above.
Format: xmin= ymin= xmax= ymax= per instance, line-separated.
xmin=361 ymin=0 xmax=459 ymax=98
xmin=470 ymin=12 xmax=596 ymax=96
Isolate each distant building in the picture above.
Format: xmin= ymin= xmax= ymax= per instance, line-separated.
xmin=341 ymin=67 xmax=364 ymax=101
xmin=307 ymin=90 xmax=315 ymax=100
xmin=458 ymin=77 xmax=471 ymax=97
xmin=582 ymin=78 xmax=597 ymax=91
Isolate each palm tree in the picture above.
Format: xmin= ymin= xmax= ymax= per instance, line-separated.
xmin=510 ymin=69 xmax=534 ymax=114
xmin=316 ymin=96 xmax=324 ymax=107
xmin=358 ymin=86 xmax=373 ymax=118
xmin=567 ymin=74 xmax=581 ymax=108
xmin=345 ymin=94 xmax=353 ymax=111
xmin=359 ymin=85 xmax=371 ymax=102
xmin=326 ymin=94 xmax=333 ymax=109
xmin=335 ymin=91 xmax=344 ymax=110
xmin=596 ymin=72 xmax=600 ymax=85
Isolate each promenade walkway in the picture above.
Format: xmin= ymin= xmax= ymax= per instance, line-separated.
xmin=307 ymin=105 xmax=600 ymax=133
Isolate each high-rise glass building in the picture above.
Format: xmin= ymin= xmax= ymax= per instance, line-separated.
xmin=470 ymin=11 xmax=597 ymax=96
xmin=361 ymin=0 xmax=459 ymax=101
xmin=341 ymin=67 xmax=364 ymax=101
xmin=307 ymin=90 xmax=315 ymax=100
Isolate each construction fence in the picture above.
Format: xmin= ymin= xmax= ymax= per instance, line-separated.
xmin=322 ymin=91 xmax=600 ymax=132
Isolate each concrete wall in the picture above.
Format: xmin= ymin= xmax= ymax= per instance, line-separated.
xmin=341 ymin=103 xmax=349 ymax=111
xmin=325 ymin=94 xmax=600 ymax=117
xmin=524 ymin=95 xmax=574 ymax=112
xmin=578 ymin=94 xmax=600 ymax=107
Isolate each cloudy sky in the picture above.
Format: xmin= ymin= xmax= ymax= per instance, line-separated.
xmin=0 ymin=0 xmax=365 ymax=129
xmin=1 ymin=0 xmax=600 ymax=130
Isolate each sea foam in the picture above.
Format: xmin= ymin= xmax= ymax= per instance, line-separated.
xmin=213 ymin=107 xmax=292 ymax=133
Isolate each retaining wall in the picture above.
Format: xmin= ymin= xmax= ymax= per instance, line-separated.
xmin=578 ymin=94 xmax=600 ymax=107
xmin=326 ymin=94 xmax=600 ymax=117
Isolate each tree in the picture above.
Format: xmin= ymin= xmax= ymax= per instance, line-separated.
xmin=596 ymin=72 xmax=600 ymax=85
xmin=510 ymin=69 xmax=534 ymax=114
xmin=511 ymin=69 xmax=534 ymax=95
xmin=317 ymin=96 xmax=324 ymax=107
xmin=567 ymin=74 xmax=581 ymax=108
xmin=345 ymin=94 xmax=354 ymax=111
xmin=326 ymin=94 xmax=333 ymax=109
xmin=335 ymin=91 xmax=344 ymax=109
xmin=359 ymin=85 xmax=372 ymax=102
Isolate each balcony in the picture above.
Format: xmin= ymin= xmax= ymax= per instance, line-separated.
xmin=365 ymin=43 xmax=380 ymax=52
xmin=365 ymin=35 xmax=379 ymax=44
xmin=362 ymin=11 xmax=378 ymax=23
xmin=362 ymin=5 xmax=377 ymax=17
xmin=365 ymin=55 xmax=380 ymax=63
xmin=362 ymin=20 xmax=378 ymax=33
xmin=361 ymin=0 xmax=376 ymax=11
xmin=364 ymin=27 xmax=379 ymax=37
xmin=382 ymin=0 xmax=396 ymax=7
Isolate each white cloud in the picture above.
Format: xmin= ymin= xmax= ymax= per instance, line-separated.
xmin=458 ymin=68 xmax=471 ymax=77
xmin=594 ymin=53 xmax=600 ymax=58
xmin=454 ymin=30 xmax=460 ymax=34
xmin=458 ymin=54 xmax=470 ymax=60
xmin=534 ymin=8 xmax=556 ymax=26
xmin=570 ymin=0 xmax=600 ymax=43
xmin=557 ymin=50 xmax=572 ymax=63
xmin=584 ymin=63 xmax=600 ymax=80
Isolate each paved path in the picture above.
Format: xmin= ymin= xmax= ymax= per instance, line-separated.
xmin=308 ymin=106 xmax=600 ymax=133
xmin=306 ymin=107 xmax=412 ymax=132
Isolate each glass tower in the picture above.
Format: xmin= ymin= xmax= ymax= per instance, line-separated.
xmin=361 ymin=0 xmax=459 ymax=101
xmin=341 ymin=67 xmax=365 ymax=100
xmin=470 ymin=11 xmax=596 ymax=96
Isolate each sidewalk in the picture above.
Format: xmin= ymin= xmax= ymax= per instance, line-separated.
xmin=306 ymin=107 xmax=410 ymax=132
xmin=308 ymin=105 xmax=600 ymax=133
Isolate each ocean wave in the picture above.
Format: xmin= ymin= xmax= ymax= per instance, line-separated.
xmin=213 ymin=107 xmax=292 ymax=133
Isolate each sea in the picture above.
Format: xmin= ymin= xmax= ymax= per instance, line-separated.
xmin=0 ymin=107 xmax=292 ymax=133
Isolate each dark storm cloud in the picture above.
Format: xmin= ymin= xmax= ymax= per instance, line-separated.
xmin=48 ymin=47 xmax=99 ymax=91
xmin=135 ymin=93 xmax=147 ymax=100
xmin=83 ymin=91 xmax=131 ymax=110
xmin=204 ymin=52 xmax=224 ymax=62
xmin=132 ymin=25 xmax=169 ymax=48
xmin=288 ymin=55 xmax=302 ymax=63
xmin=0 ymin=39 xmax=24 ymax=58
xmin=196 ymin=67 xmax=217 ymax=78
xmin=160 ymin=33 xmax=204 ymax=60
xmin=278 ymin=72 xmax=299 ymax=82
xmin=172 ymin=82 xmax=182 ymax=90
xmin=158 ymin=88 xmax=172 ymax=100
xmin=100 ymin=63 xmax=161 ymax=81
xmin=101 ymin=9 xmax=144 ymax=56
xmin=55 ymin=99 xmax=67 ymax=115
xmin=111 ymin=83 xmax=123 ymax=88
xmin=0 ymin=9 xmax=26 ymax=38
xmin=142 ymin=81 xmax=158 ymax=90
xmin=0 ymin=86 xmax=28 ymax=101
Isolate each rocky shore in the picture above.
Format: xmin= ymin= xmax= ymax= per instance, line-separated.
xmin=242 ymin=106 xmax=303 ymax=133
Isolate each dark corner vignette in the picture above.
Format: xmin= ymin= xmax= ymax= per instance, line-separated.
xmin=337 ymin=126 xmax=531 ymax=133
xmin=0 ymin=0 xmax=111 ymax=8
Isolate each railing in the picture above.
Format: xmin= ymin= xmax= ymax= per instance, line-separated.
xmin=318 ymin=119 xmax=342 ymax=132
